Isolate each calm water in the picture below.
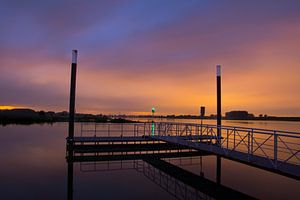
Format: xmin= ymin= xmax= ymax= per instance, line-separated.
xmin=0 ymin=121 xmax=300 ymax=199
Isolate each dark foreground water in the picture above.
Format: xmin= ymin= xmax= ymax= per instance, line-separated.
xmin=0 ymin=122 xmax=300 ymax=199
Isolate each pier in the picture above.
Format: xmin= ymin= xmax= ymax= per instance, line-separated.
xmin=65 ymin=50 xmax=300 ymax=200
xmin=66 ymin=122 xmax=300 ymax=180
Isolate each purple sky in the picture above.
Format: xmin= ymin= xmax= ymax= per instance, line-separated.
xmin=1 ymin=0 xmax=300 ymax=116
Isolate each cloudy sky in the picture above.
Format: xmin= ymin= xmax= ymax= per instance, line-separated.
xmin=1 ymin=0 xmax=300 ymax=116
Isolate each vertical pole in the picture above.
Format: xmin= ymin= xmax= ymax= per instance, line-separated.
xmin=67 ymin=50 xmax=77 ymax=200
xmin=274 ymin=131 xmax=278 ymax=169
xmin=226 ymin=129 xmax=229 ymax=149
xmin=251 ymin=129 xmax=254 ymax=154
xmin=200 ymin=119 xmax=203 ymax=137
xmin=247 ymin=132 xmax=250 ymax=161
xmin=233 ymin=127 xmax=236 ymax=149
xmin=217 ymin=65 xmax=222 ymax=146
xmin=151 ymin=108 xmax=155 ymax=136
xmin=68 ymin=50 xmax=78 ymax=140
xmin=200 ymin=106 xmax=205 ymax=137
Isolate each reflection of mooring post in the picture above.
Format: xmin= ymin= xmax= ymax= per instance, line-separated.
xmin=216 ymin=155 xmax=221 ymax=185
xmin=216 ymin=65 xmax=221 ymax=146
xmin=200 ymin=156 xmax=204 ymax=177
xmin=68 ymin=50 xmax=78 ymax=154
xmin=67 ymin=161 xmax=73 ymax=200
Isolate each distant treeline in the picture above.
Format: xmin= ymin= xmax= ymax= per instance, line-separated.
xmin=1 ymin=109 xmax=300 ymax=125
xmin=0 ymin=109 xmax=135 ymax=125
xmin=128 ymin=110 xmax=300 ymax=121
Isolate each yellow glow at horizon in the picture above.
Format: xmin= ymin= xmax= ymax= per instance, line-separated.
xmin=0 ymin=105 xmax=17 ymax=110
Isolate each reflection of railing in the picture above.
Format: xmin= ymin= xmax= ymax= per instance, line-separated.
xmin=79 ymin=157 xmax=203 ymax=172
xmin=79 ymin=158 xmax=209 ymax=200
xmin=135 ymin=160 xmax=211 ymax=200
xmin=80 ymin=160 xmax=136 ymax=172
xmin=78 ymin=122 xmax=300 ymax=176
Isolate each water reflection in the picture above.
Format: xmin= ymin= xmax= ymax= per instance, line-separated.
xmin=67 ymin=160 xmax=73 ymax=200
xmin=0 ymin=123 xmax=299 ymax=199
xmin=66 ymin=148 xmax=255 ymax=200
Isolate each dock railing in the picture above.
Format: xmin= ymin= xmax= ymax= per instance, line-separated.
xmin=151 ymin=122 xmax=300 ymax=169
xmin=79 ymin=122 xmax=300 ymax=170
xmin=80 ymin=123 xmax=141 ymax=137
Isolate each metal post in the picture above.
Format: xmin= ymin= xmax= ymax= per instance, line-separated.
xmin=216 ymin=65 xmax=222 ymax=146
xmin=251 ymin=129 xmax=254 ymax=154
xmin=67 ymin=49 xmax=76 ymax=198
xmin=233 ymin=127 xmax=236 ymax=149
xmin=247 ymin=132 xmax=251 ymax=161
xmin=226 ymin=129 xmax=229 ymax=149
xmin=274 ymin=131 xmax=278 ymax=169
xmin=200 ymin=106 xmax=205 ymax=137
xmin=68 ymin=50 xmax=78 ymax=140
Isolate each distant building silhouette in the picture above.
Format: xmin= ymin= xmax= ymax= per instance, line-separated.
xmin=225 ymin=111 xmax=254 ymax=120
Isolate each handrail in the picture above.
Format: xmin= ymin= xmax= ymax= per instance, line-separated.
xmin=76 ymin=121 xmax=300 ymax=177
xmin=163 ymin=122 xmax=300 ymax=135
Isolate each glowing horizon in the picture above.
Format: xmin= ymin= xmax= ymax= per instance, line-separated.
xmin=0 ymin=105 xmax=18 ymax=110
xmin=1 ymin=1 xmax=300 ymax=116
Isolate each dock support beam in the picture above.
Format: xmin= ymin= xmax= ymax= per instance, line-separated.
xmin=216 ymin=65 xmax=221 ymax=145
xmin=68 ymin=50 xmax=78 ymax=140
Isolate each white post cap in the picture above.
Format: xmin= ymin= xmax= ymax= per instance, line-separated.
xmin=72 ymin=50 xmax=78 ymax=64
xmin=216 ymin=65 xmax=221 ymax=76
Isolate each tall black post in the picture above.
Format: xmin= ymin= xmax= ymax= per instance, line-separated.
xmin=67 ymin=50 xmax=77 ymax=200
xmin=68 ymin=50 xmax=78 ymax=140
xmin=216 ymin=65 xmax=221 ymax=145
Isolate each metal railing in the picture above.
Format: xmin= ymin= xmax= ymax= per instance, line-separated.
xmin=151 ymin=122 xmax=300 ymax=169
xmin=79 ymin=122 xmax=300 ymax=170
xmin=80 ymin=123 xmax=141 ymax=137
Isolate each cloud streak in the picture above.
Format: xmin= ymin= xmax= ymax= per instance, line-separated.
xmin=1 ymin=0 xmax=300 ymax=116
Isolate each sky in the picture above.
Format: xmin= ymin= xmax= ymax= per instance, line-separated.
xmin=0 ymin=0 xmax=300 ymax=116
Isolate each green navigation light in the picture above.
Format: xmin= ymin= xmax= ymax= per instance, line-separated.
xmin=151 ymin=107 xmax=155 ymax=136
xmin=152 ymin=107 xmax=156 ymax=113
